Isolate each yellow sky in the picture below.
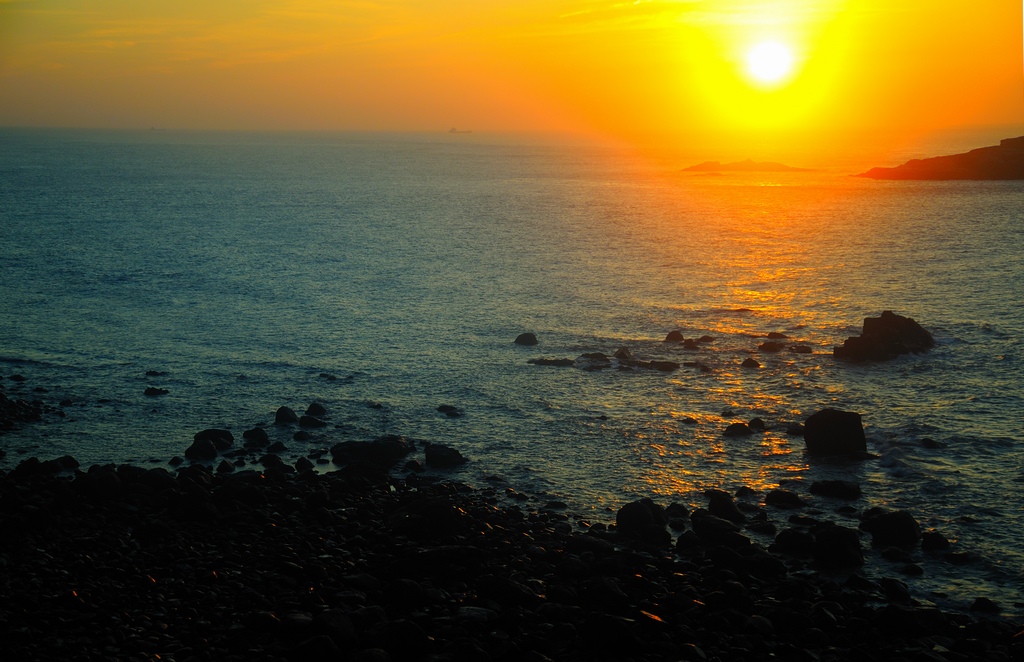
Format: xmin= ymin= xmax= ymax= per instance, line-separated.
xmin=1 ymin=1 xmax=1022 ymax=157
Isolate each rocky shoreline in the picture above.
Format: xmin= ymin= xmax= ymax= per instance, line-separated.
xmin=2 ymin=448 xmax=1022 ymax=662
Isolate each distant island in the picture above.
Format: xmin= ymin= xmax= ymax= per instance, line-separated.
xmin=682 ymin=159 xmax=811 ymax=173
xmin=857 ymin=136 xmax=1024 ymax=180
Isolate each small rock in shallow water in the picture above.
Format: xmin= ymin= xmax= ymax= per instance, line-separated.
xmin=514 ymin=332 xmax=538 ymax=345
xmin=424 ymin=443 xmax=468 ymax=468
xmin=436 ymin=404 xmax=462 ymax=416
xmin=275 ymin=406 xmax=299 ymax=425
xmin=144 ymin=387 xmax=169 ymax=396
xmin=765 ymin=489 xmax=806 ymax=509
xmin=724 ymin=422 xmax=753 ymax=437
xmin=299 ymin=415 xmax=327 ymax=428
xmin=305 ymin=402 xmax=327 ymax=417
xmin=921 ymin=530 xmax=950 ymax=551
xmin=860 ymin=509 xmax=921 ymax=548
xmin=527 ymin=357 xmax=574 ymax=367
xmin=741 ymin=358 xmax=761 ymax=368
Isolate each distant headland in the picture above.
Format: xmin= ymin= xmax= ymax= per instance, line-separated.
xmin=857 ymin=136 xmax=1024 ymax=180
xmin=682 ymin=159 xmax=812 ymax=173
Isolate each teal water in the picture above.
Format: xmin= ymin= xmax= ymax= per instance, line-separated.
xmin=1 ymin=128 xmax=1023 ymax=614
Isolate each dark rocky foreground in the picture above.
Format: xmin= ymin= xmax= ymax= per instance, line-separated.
xmin=2 ymin=458 xmax=1021 ymax=662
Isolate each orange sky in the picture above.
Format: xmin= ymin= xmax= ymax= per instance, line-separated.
xmin=1 ymin=1 xmax=1022 ymax=158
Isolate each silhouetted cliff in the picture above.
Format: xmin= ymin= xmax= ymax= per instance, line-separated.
xmin=858 ymin=136 xmax=1024 ymax=180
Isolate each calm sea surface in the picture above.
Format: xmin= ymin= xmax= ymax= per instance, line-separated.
xmin=2 ymin=128 xmax=1023 ymax=613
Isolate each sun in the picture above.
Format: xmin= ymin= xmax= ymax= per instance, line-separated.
xmin=745 ymin=40 xmax=795 ymax=85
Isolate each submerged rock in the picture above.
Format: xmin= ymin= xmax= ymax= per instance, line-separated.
xmin=527 ymin=357 xmax=575 ymax=367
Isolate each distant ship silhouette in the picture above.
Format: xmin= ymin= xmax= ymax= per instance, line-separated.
xmin=448 ymin=127 xmax=472 ymax=134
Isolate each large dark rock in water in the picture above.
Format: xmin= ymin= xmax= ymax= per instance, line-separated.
xmin=184 ymin=439 xmax=218 ymax=461
xmin=274 ymin=406 xmax=299 ymax=425
xmin=330 ymin=435 xmax=415 ymax=469
xmin=191 ymin=429 xmax=234 ymax=454
xmin=424 ymin=443 xmax=468 ymax=468
xmin=513 ymin=333 xmax=538 ymax=346
xmin=860 ymin=508 xmax=922 ymax=548
xmin=857 ymin=136 xmax=1024 ymax=180
xmin=834 ymin=311 xmax=934 ymax=362
xmin=803 ymin=409 xmax=866 ymax=456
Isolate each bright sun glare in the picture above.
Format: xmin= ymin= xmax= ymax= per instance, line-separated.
xmin=745 ymin=41 xmax=795 ymax=84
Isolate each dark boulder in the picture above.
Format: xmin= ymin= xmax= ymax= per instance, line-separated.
xmin=706 ymin=490 xmax=745 ymax=524
xmin=724 ymin=422 xmax=753 ymax=437
xmin=860 ymin=509 xmax=922 ymax=548
xmin=689 ymin=508 xmax=750 ymax=548
xmin=275 ymin=406 xmax=299 ymax=425
xmin=921 ymin=530 xmax=950 ymax=551
xmin=741 ymin=358 xmax=761 ymax=368
xmin=765 ymin=489 xmax=806 ymax=509
xmin=193 ymin=428 xmax=234 ymax=450
xmin=834 ymin=311 xmax=935 ymax=362
xmin=803 ymin=409 xmax=866 ymax=456
xmin=813 ymin=525 xmax=864 ymax=567
xmin=514 ymin=332 xmax=538 ymax=346
xmin=665 ymin=330 xmax=685 ymax=342
xmin=436 ymin=404 xmax=462 ymax=417
xmin=242 ymin=427 xmax=270 ymax=448
xmin=185 ymin=439 xmax=219 ymax=461
xmin=305 ymin=402 xmax=327 ymax=417
xmin=772 ymin=528 xmax=815 ymax=557
xmin=299 ymin=415 xmax=327 ymax=428
xmin=423 ymin=443 xmax=468 ymax=468
xmin=615 ymin=498 xmax=671 ymax=546
xmin=759 ymin=341 xmax=785 ymax=353
xmin=330 ymin=435 xmax=415 ymax=469
xmin=144 ymin=387 xmax=169 ymax=396
xmin=647 ymin=360 xmax=680 ymax=372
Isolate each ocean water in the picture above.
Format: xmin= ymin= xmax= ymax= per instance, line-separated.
xmin=2 ymin=128 xmax=1023 ymax=614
